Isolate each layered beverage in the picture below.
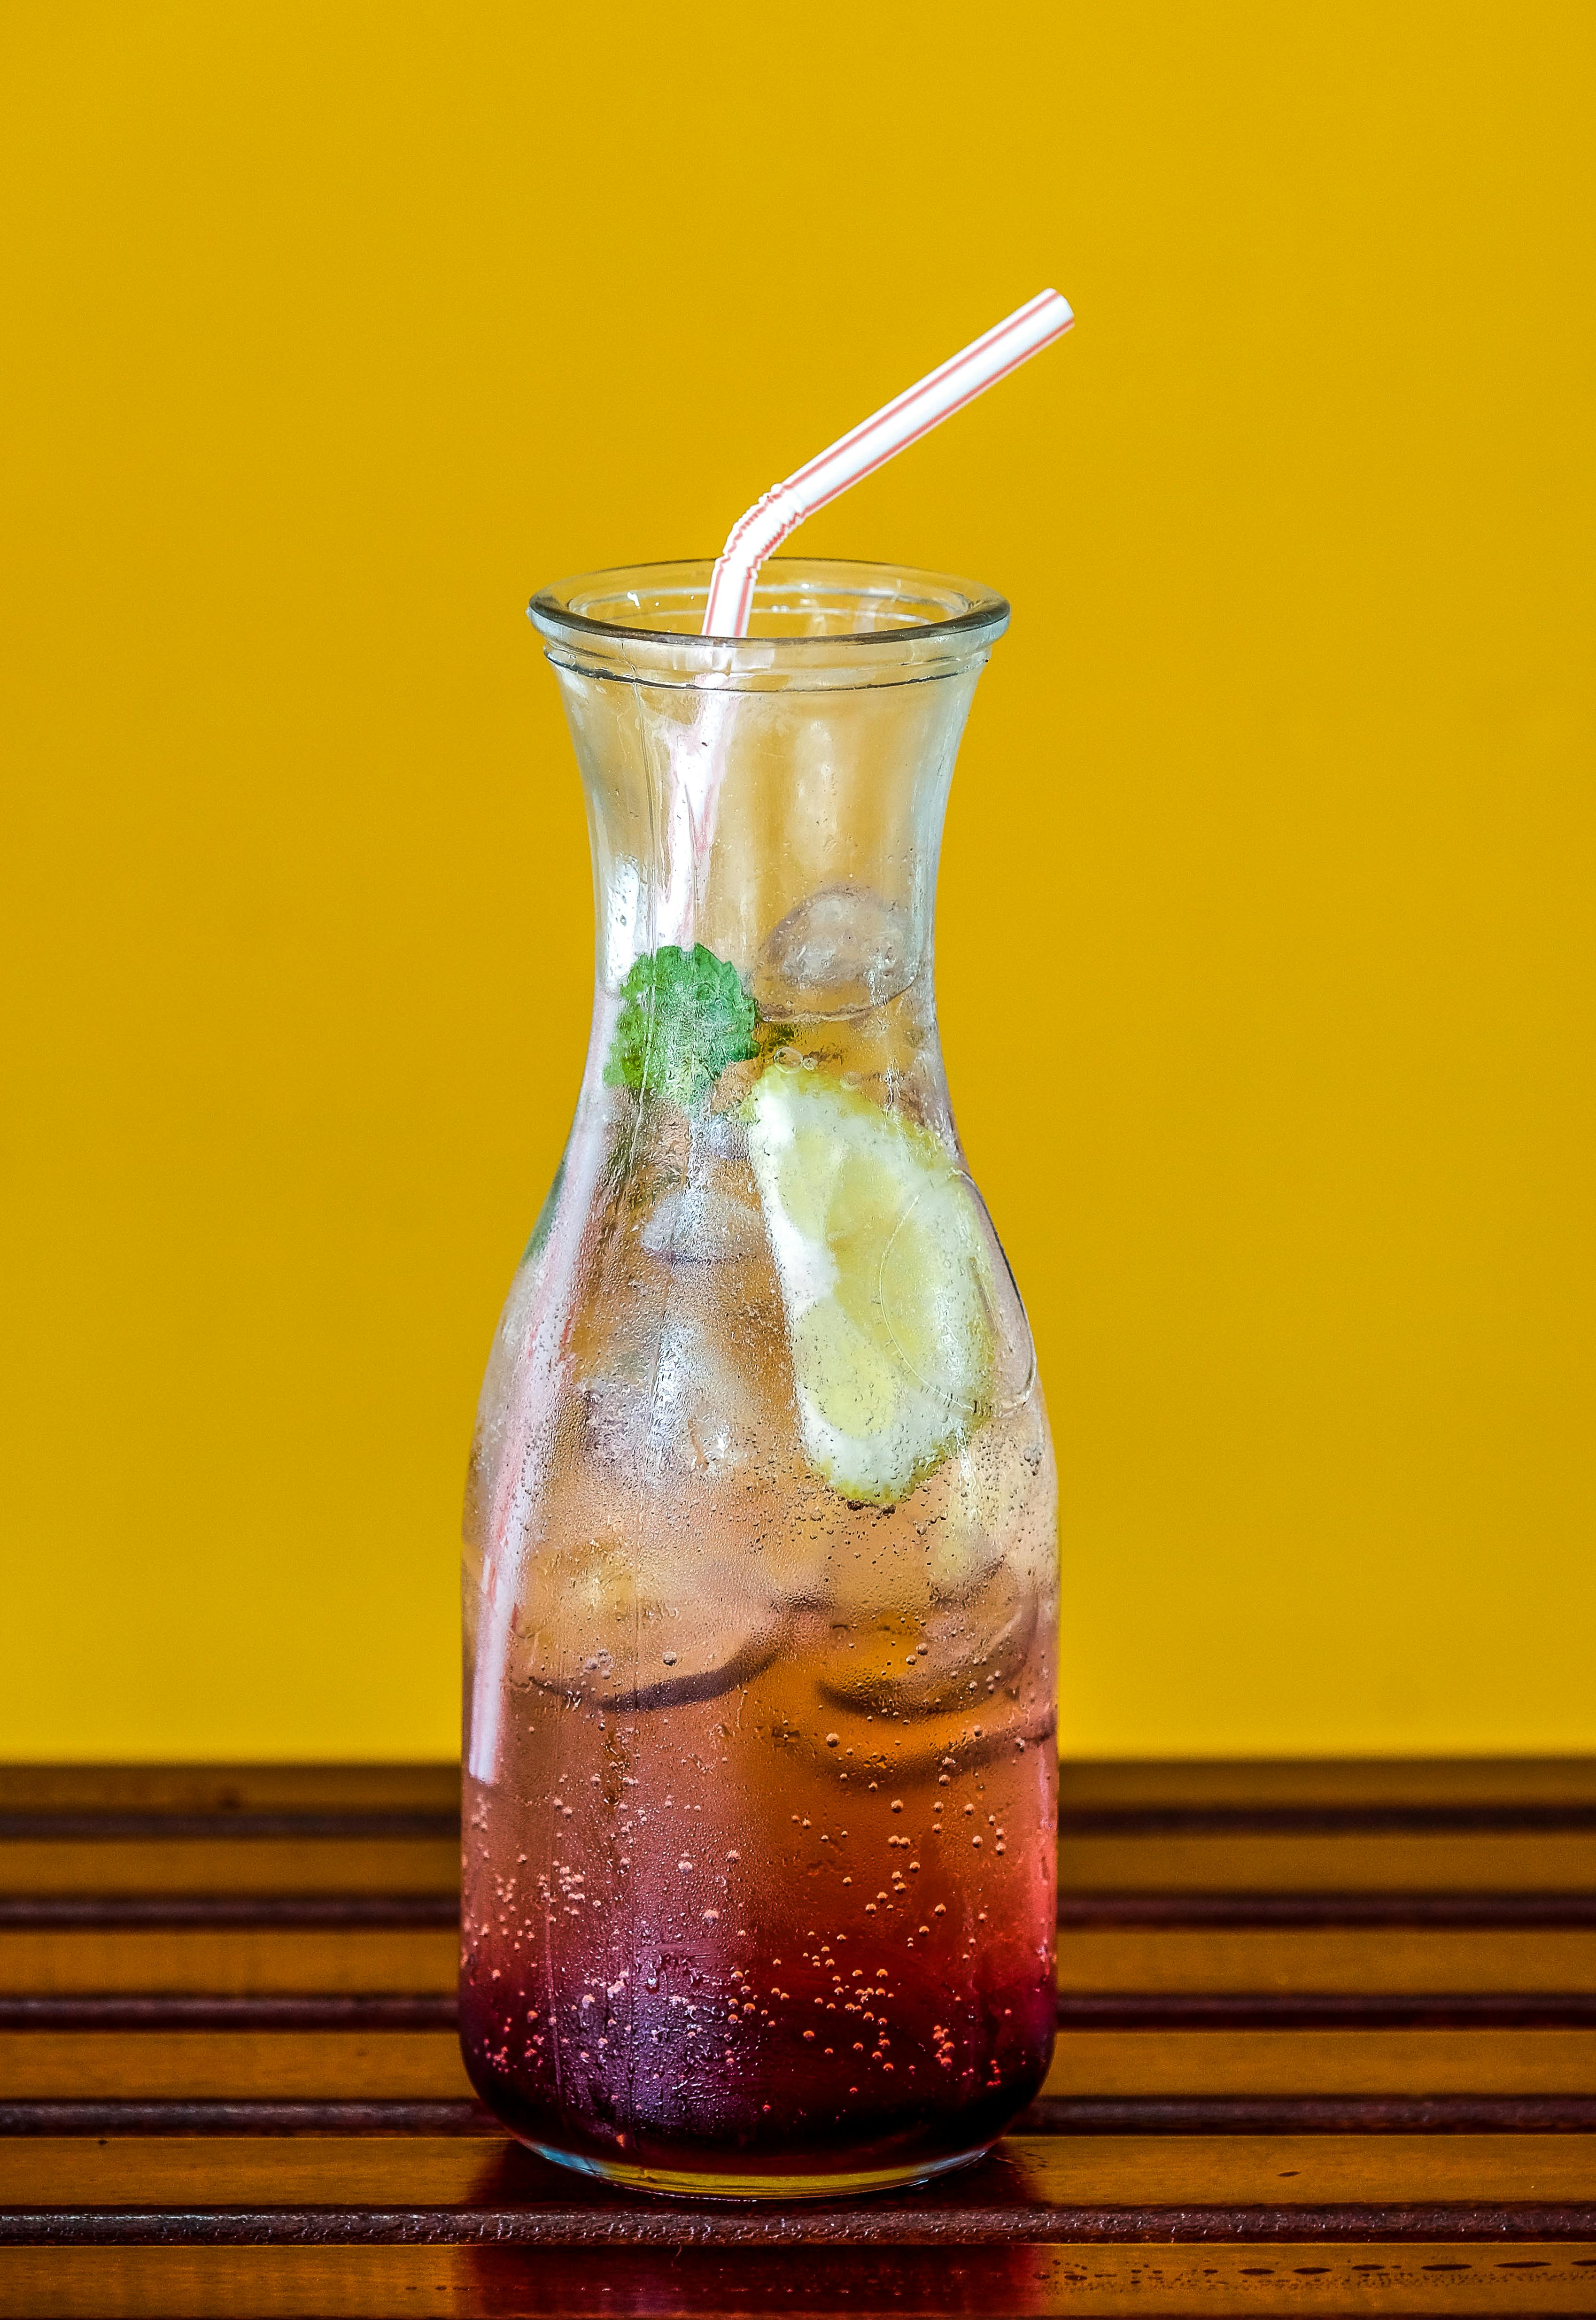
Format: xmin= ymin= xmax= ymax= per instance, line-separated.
xmin=461 ymin=562 xmax=1058 ymax=2196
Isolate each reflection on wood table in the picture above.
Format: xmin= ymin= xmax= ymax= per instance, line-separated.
xmin=2 ymin=1758 xmax=1594 ymax=2315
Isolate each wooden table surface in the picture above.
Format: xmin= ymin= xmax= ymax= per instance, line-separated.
xmin=2 ymin=1758 xmax=1594 ymax=2315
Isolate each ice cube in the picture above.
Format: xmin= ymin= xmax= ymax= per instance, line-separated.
xmin=580 ymin=1311 xmax=768 ymax=1478
xmin=814 ymin=1557 xmax=1037 ymax=1718
xmin=914 ymin=1415 xmax=1051 ymax=1596
xmin=513 ymin=1536 xmax=788 ymax=1710
xmin=640 ymin=1182 xmax=766 ymax=1264
xmin=753 ymin=884 xmax=914 ymax=1019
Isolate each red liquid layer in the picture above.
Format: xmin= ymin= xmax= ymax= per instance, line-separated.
xmin=461 ymin=1655 xmax=1056 ymax=2188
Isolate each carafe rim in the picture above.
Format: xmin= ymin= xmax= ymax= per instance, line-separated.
xmin=528 ymin=556 xmax=1009 ymax=689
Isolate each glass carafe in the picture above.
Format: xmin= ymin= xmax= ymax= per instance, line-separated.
xmin=461 ymin=559 xmax=1058 ymax=2198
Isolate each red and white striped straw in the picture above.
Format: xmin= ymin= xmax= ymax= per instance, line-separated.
xmin=701 ymin=288 xmax=1074 ymax=638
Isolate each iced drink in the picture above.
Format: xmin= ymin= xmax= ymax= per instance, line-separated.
xmin=461 ymin=561 xmax=1058 ymax=2196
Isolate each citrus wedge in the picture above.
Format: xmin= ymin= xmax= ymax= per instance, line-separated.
xmin=746 ymin=1068 xmax=997 ymax=1504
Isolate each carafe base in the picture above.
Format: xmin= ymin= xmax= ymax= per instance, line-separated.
xmin=522 ymin=2136 xmax=994 ymax=2204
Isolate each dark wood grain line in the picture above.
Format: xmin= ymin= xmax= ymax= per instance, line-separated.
xmin=4 ymin=2203 xmax=1596 ymax=2248
xmin=11 ymin=1991 xmax=1596 ymax=2033
xmin=9 ymin=1758 xmax=1593 ymax=1814
xmin=1022 ymin=2096 xmax=1596 ymax=2134
xmin=10 ymin=1892 xmax=1596 ymax=1931
xmin=0 ymin=1812 xmax=459 ymax=1843
xmin=1056 ymin=1759 xmax=1596 ymax=1811
xmin=12 ymin=1894 xmax=1596 ymax=1932
xmin=0 ymin=1766 xmax=460 ymax=1816
xmin=10 ymin=1894 xmax=1596 ymax=1931
xmin=1059 ymin=1806 xmax=1596 ymax=1836
xmin=1052 ymin=1995 xmax=1596 ymax=2028
xmin=0 ymin=1893 xmax=461 ymax=1930
xmin=12 ymin=1891 xmax=1596 ymax=1932
xmin=0 ymin=2101 xmax=493 ymax=2136
xmin=10 ymin=2094 xmax=1596 ymax=2137
xmin=1059 ymin=1890 xmax=1596 ymax=1926
xmin=0 ymin=1995 xmax=457 ymax=2030
xmin=33 ymin=1804 xmax=1596 ymax=1843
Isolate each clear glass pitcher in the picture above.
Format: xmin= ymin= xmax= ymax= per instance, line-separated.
xmin=461 ymin=559 xmax=1058 ymax=2197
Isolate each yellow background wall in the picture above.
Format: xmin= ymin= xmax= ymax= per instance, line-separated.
xmin=4 ymin=6 xmax=1592 ymax=1762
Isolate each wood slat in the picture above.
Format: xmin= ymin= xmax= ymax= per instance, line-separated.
xmin=1059 ymin=1832 xmax=1596 ymax=1891
xmin=1057 ymin=1761 xmax=1596 ymax=1811
xmin=6 ymin=2026 xmax=1595 ymax=2103
xmin=0 ymin=2031 xmax=474 ymax=2100
xmin=0 ymin=1767 xmax=461 ymax=1815
xmin=2 ymin=2131 xmax=1593 ymax=2211
xmin=0 ymin=1927 xmax=457 ymax=1995
xmin=1056 ymin=1925 xmax=1596 ymax=1993
xmin=8 ymin=1923 xmax=1593 ymax=2001
xmin=1045 ymin=2031 xmax=1596 ymax=2097
xmin=6 ymin=2240 xmax=1596 ymax=2317
xmin=0 ymin=1840 xmax=459 ymax=1896
xmin=0 ymin=2137 xmax=1591 ymax=2310
xmin=6 ymin=1939 xmax=1587 ymax=2013
xmin=10 ymin=2093 xmax=1596 ymax=2138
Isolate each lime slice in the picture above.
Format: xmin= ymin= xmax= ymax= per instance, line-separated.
xmin=746 ymin=1068 xmax=997 ymax=1503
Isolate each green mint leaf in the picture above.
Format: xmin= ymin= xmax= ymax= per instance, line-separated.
xmin=604 ymin=943 xmax=759 ymax=1108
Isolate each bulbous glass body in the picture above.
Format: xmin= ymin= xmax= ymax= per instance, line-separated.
xmin=461 ymin=560 xmax=1058 ymax=2198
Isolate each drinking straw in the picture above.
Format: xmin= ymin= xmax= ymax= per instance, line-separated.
xmin=646 ymin=286 xmax=1076 ymax=940
xmin=702 ymin=287 xmax=1074 ymax=638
